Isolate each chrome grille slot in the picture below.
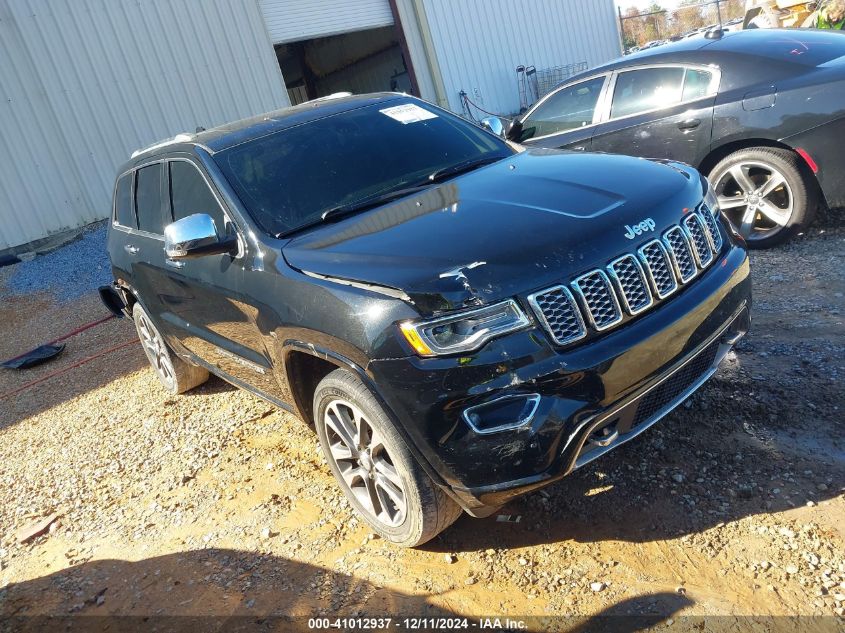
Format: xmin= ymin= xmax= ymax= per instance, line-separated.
xmin=527 ymin=285 xmax=586 ymax=346
xmin=663 ymin=226 xmax=697 ymax=282
xmin=638 ymin=240 xmax=678 ymax=299
xmin=572 ymin=270 xmax=622 ymax=331
xmin=701 ymin=207 xmax=723 ymax=253
xmin=682 ymin=213 xmax=714 ymax=268
xmin=608 ymin=254 xmax=652 ymax=315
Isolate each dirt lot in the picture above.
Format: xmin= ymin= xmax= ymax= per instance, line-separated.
xmin=0 ymin=215 xmax=843 ymax=631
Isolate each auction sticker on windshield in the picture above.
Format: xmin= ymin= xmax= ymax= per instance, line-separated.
xmin=379 ymin=103 xmax=438 ymax=124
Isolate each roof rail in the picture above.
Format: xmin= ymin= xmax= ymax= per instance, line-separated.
xmin=130 ymin=133 xmax=194 ymax=159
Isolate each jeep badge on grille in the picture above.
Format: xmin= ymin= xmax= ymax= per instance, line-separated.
xmin=624 ymin=218 xmax=657 ymax=240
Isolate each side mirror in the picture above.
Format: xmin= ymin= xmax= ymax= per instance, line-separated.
xmin=164 ymin=213 xmax=236 ymax=259
xmin=480 ymin=116 xmax=506 ymax=138
xmin=506 ymin=118 xmax=523 ymax=141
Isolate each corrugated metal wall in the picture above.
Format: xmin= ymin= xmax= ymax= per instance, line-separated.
xmin=259 ymin=0 xmax=393 ymax=44
xmin=420 ymin=0 xmax=621 ymax=116
xmin=0 ymin=0 xmax=288 ymax=252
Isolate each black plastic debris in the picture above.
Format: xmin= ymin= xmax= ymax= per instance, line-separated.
xmin=0 ymin=254 xmax=20 ymax=268
xmin=1 ymin=343 xmax=66 ymax=369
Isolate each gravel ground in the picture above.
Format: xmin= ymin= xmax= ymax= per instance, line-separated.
xmin=4 ymin=222 xmax=111 ymax=302
xmin=0 ymin=215 xmax=843 ymax=629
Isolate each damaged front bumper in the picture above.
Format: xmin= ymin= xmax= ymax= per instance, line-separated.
xmin=368 ymin=243 xmax=751 ymax=515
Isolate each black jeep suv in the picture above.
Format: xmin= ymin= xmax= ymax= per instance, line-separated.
xmin=102 ymin=93 xmax=751 ymax=547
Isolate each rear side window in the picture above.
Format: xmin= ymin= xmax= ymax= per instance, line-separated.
xmin=611 ymin=67 xmax=685 ymax=118
xmin=135 ymin=163 xmax=164 ymax=234
xmin=114 ymin=173 xmax=135 ymax=228
xmin=169 ymin=161 xmax=225 ymax=233
xmin=682 ymin=68 xmax=715 ymax=101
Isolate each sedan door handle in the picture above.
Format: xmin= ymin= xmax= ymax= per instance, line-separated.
xmin=571 ymin=145 xmax=586 ymax=151
xmin=678 ymin=118 xmax=701 ymax=131
xmin=124 ymin=244 xmax=139 ymax=255
xmin=165 ymin=259 xmax=185 ymax=269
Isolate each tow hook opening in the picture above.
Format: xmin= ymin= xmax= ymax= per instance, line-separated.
xmin=587 ymin=420 xmax=619 ymax=448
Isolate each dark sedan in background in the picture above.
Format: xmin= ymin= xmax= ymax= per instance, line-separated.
xmin=492 ymin=29 xmax=845 ymax=247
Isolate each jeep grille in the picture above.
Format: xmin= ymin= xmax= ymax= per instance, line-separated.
xmin=528 ymin=209 xmax=724 ymax=347
xmin=664 ymin=226 xmax=698 ymax=282
xmin=608 ymin=254 xmax=653 ymax=315
xmin=527 ymin=285 xmax=586 ymax=346
xmin=572 ymin=270 xmax=623 ymax=331
xmin=639 ymin=240 xmax=677 ymax=299
xmin=683 ymin=213 xmax=714 ymax=268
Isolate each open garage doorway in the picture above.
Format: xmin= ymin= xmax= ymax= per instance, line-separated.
xmin=276 ymin=26 xmax=413 ymax=105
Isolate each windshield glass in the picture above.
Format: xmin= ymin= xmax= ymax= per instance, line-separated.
xmin=215 ymin=100 xmax=512 ymax=236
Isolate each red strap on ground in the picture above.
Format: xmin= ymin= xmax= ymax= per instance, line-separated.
xmin=1 ymin=314 xmax=116 ymax=364
xmin=0 ymin=338 xmax=138 ymax=401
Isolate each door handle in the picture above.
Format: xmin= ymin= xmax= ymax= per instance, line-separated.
xmin=165 ymin=259 xmax=185 ymax=269
xmin=678 ymin=118 xmax=701 ymax=131
xmin=124 ymin=244 xmax=139 ymax=255
xmin=571 ymin=145 xmax=586 ymax=151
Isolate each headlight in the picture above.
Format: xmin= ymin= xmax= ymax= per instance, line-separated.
xmin=704 ymin=178 xmax=719 ymax=216
xmin=400 ymin=299 xmax=530 ymax=357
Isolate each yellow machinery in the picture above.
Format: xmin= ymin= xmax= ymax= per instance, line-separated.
xmin=743 ymin=0 xmax=830 ymax=29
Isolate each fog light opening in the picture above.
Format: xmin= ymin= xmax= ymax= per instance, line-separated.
xmin=462 ymin=394 xmax=541 ymax=435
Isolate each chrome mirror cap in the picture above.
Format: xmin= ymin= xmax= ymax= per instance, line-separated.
xmin=480 ymin=116 xmax=506 ymax=138
xmin=164 ymin=213 xmax=220 ymax=259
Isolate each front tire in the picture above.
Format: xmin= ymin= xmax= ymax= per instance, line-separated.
xmin=313 ymin=369 xmax=461 ymax=547
xmin=708 ymin=147 xmax=817 ymax=248
xmin=132 ymin=302 xmax=209 ymax=395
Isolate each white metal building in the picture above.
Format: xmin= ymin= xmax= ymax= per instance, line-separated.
xmin=0 ymin=0 xmax=621 ymax=252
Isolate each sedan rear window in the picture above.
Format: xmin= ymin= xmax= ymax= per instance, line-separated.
xmin=611 ymin=67 xmax=685 ymax=119
xmin=215 ymin=101 xmax=511 ymax=236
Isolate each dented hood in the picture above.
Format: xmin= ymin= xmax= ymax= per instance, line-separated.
xmin=282 ymin=149 xmax=705 ymax=314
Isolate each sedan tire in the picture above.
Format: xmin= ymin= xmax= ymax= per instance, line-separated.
xmin=709 ymin=147 xmax=817 ymax=248
xmin=314 ymin=369 xmax=462 ymax=547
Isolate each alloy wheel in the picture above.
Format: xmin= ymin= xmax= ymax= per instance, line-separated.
xmin=137 ymin=312 xmax=175 ymax=388
xmin=712 ymin=161 xmax=794 ymax=242
xmin=322 ymin=398 xmax=407 ymax=527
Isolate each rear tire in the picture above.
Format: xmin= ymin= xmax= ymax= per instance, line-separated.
xmin=708 ymin=147 xmax=817 ymax=249
xmin=313 ymin=369 xmax=462 ymax=547
xmin=132 ymin=302 xmax=209 ymax=395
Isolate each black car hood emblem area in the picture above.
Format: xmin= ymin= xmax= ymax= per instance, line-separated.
xmin=283 ymin=150 xmax=702 ymax=314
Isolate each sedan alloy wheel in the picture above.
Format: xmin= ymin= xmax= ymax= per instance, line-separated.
xmin=712 ymin=160 xmax=794 ymax=243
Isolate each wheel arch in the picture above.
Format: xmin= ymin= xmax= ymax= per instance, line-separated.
xmin=113 ymin=280 xmax=140 ymax=312
xmin=283 ymin=347 xmax=342 ymax=427
xmin=282 ymin=342 xmax=459 ymax=503
xmin=699 ymin=138 xmax=824 ymax=204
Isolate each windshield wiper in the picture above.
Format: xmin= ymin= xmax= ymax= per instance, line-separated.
xmin=320 ymin=184 xmax=433 ymax=222
xmin=425 ymin=155 xmax=506 ymax=184
xmin=276 ymin=183 xmax=433 ymax=238
xmin=277 ymin=155 xmax=507 ymax=238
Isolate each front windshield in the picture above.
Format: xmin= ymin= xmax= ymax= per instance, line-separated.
xmin=215 ymin=100 xmax=512 ymax=236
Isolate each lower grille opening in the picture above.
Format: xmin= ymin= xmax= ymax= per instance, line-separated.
xmin=631 ymin=340 xmax=721 ymax=429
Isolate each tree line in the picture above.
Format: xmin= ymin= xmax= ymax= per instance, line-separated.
xmin=620 ymin=0 xmax=746 ymax=48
